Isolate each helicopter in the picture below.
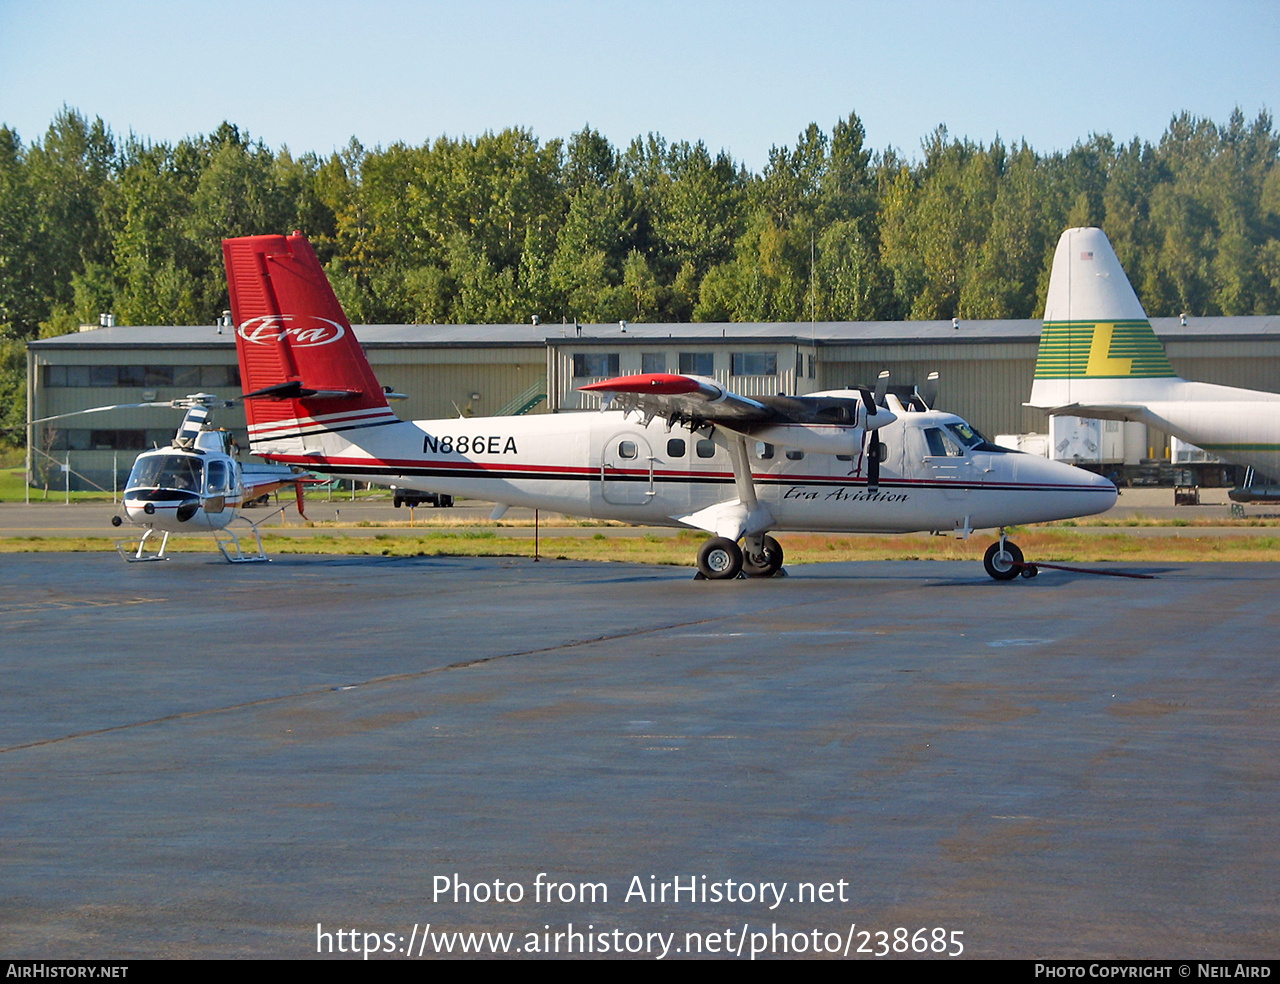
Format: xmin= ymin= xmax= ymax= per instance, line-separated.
xmin=33 ymin=394 xmax=310 ymax=562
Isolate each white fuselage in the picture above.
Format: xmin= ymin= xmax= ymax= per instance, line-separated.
xmin=250 ymin=408 xmax=1117 ymax=534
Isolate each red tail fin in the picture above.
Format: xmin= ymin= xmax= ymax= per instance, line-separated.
xmin=222 ymin=233 xmax=392 ymax=439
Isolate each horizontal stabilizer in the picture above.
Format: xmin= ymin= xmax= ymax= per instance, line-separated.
xmin=1025 ymin=402 xmax=1149 ymax=423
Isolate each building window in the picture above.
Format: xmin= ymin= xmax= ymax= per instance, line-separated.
xmin=679 ymin=352 xmax=714 ymax=376
xmin=642 ymin=352 xmax=666 ymax=374
xmin=44 ymin=429 xmax=151 ymax=451
xmin=807 ymin=354 xmax=815 ymax=378
xmin=731 ymin=352 xmax=777 ymax=376
xmin=45 ymin=364 xmax=241 ymax=389
xmin=573 ymin=353 xmax=619 ymax=378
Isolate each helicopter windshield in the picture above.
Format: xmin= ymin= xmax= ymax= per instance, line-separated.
xmin=126 ymin=454 xmax=204 ymax=493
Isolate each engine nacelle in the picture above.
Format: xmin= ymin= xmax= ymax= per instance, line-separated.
xmin=737 ymin=422 xmax=863 ymax=456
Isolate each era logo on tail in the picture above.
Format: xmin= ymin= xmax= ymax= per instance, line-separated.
xmin=238 ymin=315 xmax=346 ymax=347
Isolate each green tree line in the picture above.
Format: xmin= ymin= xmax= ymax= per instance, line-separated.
xmin=3 ymin=105 xmax=1279 ymax=444
xmin=5 ymin=106 xmax=1280 ymax=340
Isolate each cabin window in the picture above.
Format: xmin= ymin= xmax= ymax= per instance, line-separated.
xmin=754 ymin=442 xmax=774 ymax=460
xmin=642 ymin=352 xmax=666 ymax=374
xmin=786 ymin=449 xmax=805 ymax=460
xmin=695 ymin=439 xmax=717 ymax=458
xmin=836 ymin=453 xmax=854 ymax=461
xmin=666 ymin=438 xmax=686 ymax=457
xmin=618 ymin=440 xmax=638 ymax=459
xmin=679 ymin=352 xmax=714 ymax=376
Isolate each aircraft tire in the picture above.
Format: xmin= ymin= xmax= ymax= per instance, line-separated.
xmin=983 ymin=540 xmax=1024 ymax=581
xmin=742 ymin=535 xmax=784 ymax=577
xmin=697 ymin=537 xmax=743 ymax=580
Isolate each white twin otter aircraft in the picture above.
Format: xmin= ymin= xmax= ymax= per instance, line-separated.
xmin=222 ymin=233 xmax=1116 ymax=580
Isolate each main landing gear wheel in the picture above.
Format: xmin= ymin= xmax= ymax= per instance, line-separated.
xmin=742 ymin=535 xmax=784 ymax=577
xmin=697 ymin=536 xmax=743 ymax=579
xmin=983 ymin=540 xmax=1024 ymax=581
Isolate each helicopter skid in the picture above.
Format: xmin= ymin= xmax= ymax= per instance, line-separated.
xmin=115 ymin=528 xmax=171 ymax=562
xmin=213 ymin=519 xmax=269 ymax=564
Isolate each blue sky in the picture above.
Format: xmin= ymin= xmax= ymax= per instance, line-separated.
xmin=2 ymin=0 xmax=1276 ymax=169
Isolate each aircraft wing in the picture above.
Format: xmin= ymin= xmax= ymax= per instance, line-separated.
xmin=579 ymin=373 xmax=776 ymax=426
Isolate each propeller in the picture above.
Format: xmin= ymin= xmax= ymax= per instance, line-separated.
xmin=874 ymin=369 xmax=890 ymax=405
xmin=864 ymin=430 xmax=881 ymax=493
xmin=855 ymin=385 xmax=877 ymax=417
xmin=916 ymin=371 xmax=940 ymax=410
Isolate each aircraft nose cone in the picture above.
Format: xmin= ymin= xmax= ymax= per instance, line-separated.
xmin=1059 ymin=460 xmax=1117 ymax=516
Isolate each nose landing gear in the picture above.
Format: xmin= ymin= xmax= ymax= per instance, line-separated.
xmin=984 ymin=535 xmax=1034 ymax=581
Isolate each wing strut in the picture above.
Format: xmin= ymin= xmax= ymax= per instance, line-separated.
xmin=676 ymin=431 xmax=774 ymax=541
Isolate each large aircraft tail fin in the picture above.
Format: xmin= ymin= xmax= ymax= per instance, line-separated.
xmin=1029 ymin=227 xmax=1178 ymax=410
xmin=222 ymin=233 xmax=395 ymax=446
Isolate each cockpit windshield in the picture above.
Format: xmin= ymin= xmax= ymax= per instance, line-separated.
xmin=944 ymin=420 xmax=1008 ymax=453
xmin=126 ymin=454 xmax=203 ymax=493
xmin=946 ymin=422 xmax=984 ymax=448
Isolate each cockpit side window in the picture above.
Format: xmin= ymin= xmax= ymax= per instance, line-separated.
xmin=207 ymin=459 xmax=230 ymax=494
xmin=924 ymin=428 xmax=964 ymax=457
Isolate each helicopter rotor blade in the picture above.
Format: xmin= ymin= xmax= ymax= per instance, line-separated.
xmin=29 ymin=402 xmax=177 ymax=425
